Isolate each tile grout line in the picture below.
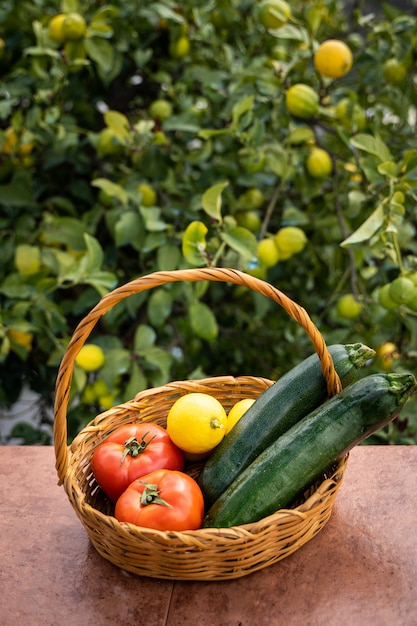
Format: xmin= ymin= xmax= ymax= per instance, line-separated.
xmin=162 ymin=581 xmax=176 ymax=626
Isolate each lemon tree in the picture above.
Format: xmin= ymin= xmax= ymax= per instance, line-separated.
xmin=166 ymin=393 xmax=227 ymax=455
xmin=1 ymin=0 xmax=417 ymax=445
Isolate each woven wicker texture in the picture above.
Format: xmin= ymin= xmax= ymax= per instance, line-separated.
xmin=54 ymin=267 xmax=347 ymax=580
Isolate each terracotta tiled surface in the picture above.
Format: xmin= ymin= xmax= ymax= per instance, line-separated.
xmin=1 ymin=446 xmax=416 ymax=626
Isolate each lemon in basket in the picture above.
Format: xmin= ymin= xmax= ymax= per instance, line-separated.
xmin=226 ymin=398 xmax=255 ymax=435
xmin=167 ymin=392 xmax=227 ymax=455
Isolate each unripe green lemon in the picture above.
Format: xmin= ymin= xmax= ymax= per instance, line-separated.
xmin=314 ymin=39 xmax=353 ymax=79
xmin=170 ymin=35 xmax=191 ymax=58
xmin=306 ymin=147 xmax=333 ymax=178
xmin=237 ymin=188 xmax=264 ymax=211
xmin=378 ymin=284 xmax=399 ymax=310
xmin=138 ymin=183 xmax=157 ymax=207
xmin=335 ymin=98 xmax=366 ymax=131
xmin=285 ymin=84 xmax=319 ymax=119
xmin=274 ymin=226 xmax=307 ymax=260
xmin=336 ymin=294 xmax=362 ymax=319
xmin=97 ymin=128 xmax=124 ymax=157
xmin=236 ymin=210 xmax=261 ymax=233
xmin=149 ymin=99 xmax=173 ymax=121
xmin=383 ymin=58 xmax=407 ymax=85
xmin=15 ymin=244 xmax=41 ymax=276
xmin=75 ymin=344 xmax=105 ymax=372
xmin=389 ymin=276 xmax=417 ymax=305
xmin=258 ymin=0 xmax=291 ymax=29
xmin=62 ymin=12 xmax=87 ymax=40
xmin=257 ymin=238 xmax=280 ymax=267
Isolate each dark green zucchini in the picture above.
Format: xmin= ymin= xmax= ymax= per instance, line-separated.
xmin=198 ymin=343 xmax=375 ymax=508
xmin=203 ymin=372 xmax=417 ymax=528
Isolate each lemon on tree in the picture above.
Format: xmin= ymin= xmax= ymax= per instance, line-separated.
xmin=335 ymin=98 xmax=366 ymax=132
xmin=166 ymin=392 xmax=227 ymax=455
xmin=383 ymin=58 xmax=407 ymax=85
xmin=257 ymin=237 xmax=280 ymax=268
xmin=285 ymin=84 xmax=319 ymax=119
xmin=236 ymin=210 xmax=261 ymax=233
xmin=389 ymin=276 xmax=417 ymax=305
xmin=15 ymin=244 xmax=41 ymax=276
xmin=75 ymin=344 xmax=105 ymax=372
xmin=170 ymin=35 xmax=191 ymax=58
xmin=257 ymin=0 xmax=291 ymax=29
xmin=274 ymin=226 xmax=307 ymax=260
xmin=306 ymin=147 xmax=333 ymax=179
xmin=7 ymin=328 xmax=34 ymax=352
xmin=226 ymin=398 xmax=255 ymax=435
xmin=138 ymin=183 xmax=157 ymax=207
xmin=374 ymin=342 xmax=398 ymax=371
xmin=96 ymin=128 xmax=124 ymax=158
xmin=149 ymin=99 xmax=173 ymax=121
xmin=336 ymin=293 xmax=362 ymax=319
xmin=62 ymin=13 xmax=87 ymax=41
xmin=378 ymin=283 xmax=399 ymax=311
xmin=237 ymin=188 xmax=264 ymax=211
xmin=314 ymin=39 xmax=353 ymax=79
xmin=48 ymin=14 xmax=67 ymax=44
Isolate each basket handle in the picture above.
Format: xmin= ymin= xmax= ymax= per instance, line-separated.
xmin=54 ymin=267 xmax=342 ymax=483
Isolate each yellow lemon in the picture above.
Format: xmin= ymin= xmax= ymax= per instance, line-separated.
xmin=226 ymin=398 xmax=255 ymax=435
xmin=274 ymin=226 xmax=307 ymax=260
xmin=75 ymin=344 xmax=105 ymax=372
xmin=166 ymin=392 xmax=227 ymax=454
xmin=7 ymin=329 xmax=34 ymax=352
xmin=314 ymin=39 xmax=353 ymax=79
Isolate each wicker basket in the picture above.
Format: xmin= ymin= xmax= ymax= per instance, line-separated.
xmin=54 ymin=267 xmax=348 ymax=581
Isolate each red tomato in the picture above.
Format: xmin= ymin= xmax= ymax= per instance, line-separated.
xmin=91 ymin=423 xmax=184 ymax=502
xmin=114 ymin=469 xmax=205 ymax=531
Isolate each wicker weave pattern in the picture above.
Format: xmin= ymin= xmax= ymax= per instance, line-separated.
xmin=54 ymin=268 xmax=347 ymax=580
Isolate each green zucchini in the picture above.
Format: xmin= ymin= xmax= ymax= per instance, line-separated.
xmin=198 ymin=343 xmax=375 ymax=508
xmin=203 ymin=372 xmax=417 ymax=528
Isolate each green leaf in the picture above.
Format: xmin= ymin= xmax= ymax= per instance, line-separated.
xmin=139 ymin=207 xmax=167 ymax=232
xmin=202 ymin=181 xmax=228 ymax=222
xmin=220 ymin=226 xmax=258 ymax=260
xmin=91 ymin=178 xmax=128 ymax=205
xmin=350 ymin=134 xmax=391 ymax=162
xmin=157 ymin=243 xmax=181 ymax=271
xmin=134 ymin=324 xmax=156 ymax=351
xmin=84 ymin=233 xmax=104 ymax=272
xmin=115 ymin=211 xmax=144 ymax=247
xmin=189 ymin=301 xmax=218 ymax=341
xmin=286 ymin=126 xmax=315 ymax=145
xmin=84 ymin=37 xmax=115 ymax=73
xmin=147 ymin=288 xmax=172 ymax=326
xmin=0 ymin=171 xmax=36 ymax=207
xmin=124 ymin=362 xmax=147 ymax=398
xmin=104 ymin=110 xmax=130 ymax=141
xmin=84 ymin=271 xmax=117 ymax=296
xmin=142 ymin=346 xmax=172 ymax=381
xmin=182 ymin=221 xmax=208 ymax=266
xmin=377 ymin=160 xmax=400 ymax=178
xmin=341 ymin=204 xmax=385 ymax=247
xmin=231 ymin=95 xmax=255 ymax=129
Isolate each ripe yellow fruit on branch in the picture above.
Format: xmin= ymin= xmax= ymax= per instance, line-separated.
xmin=314 ymin=39 xmax=353 ymax=79
xmin=75 ymin=344 xmax=105 ymax=372
xmin=306 ymin=147 xmax=333 ymax=178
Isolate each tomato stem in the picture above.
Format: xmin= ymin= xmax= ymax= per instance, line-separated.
xmin=120 ymin=433 xmax=157 ymax=464
xmin=139 ymin=482 xmax=172 ymax=508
